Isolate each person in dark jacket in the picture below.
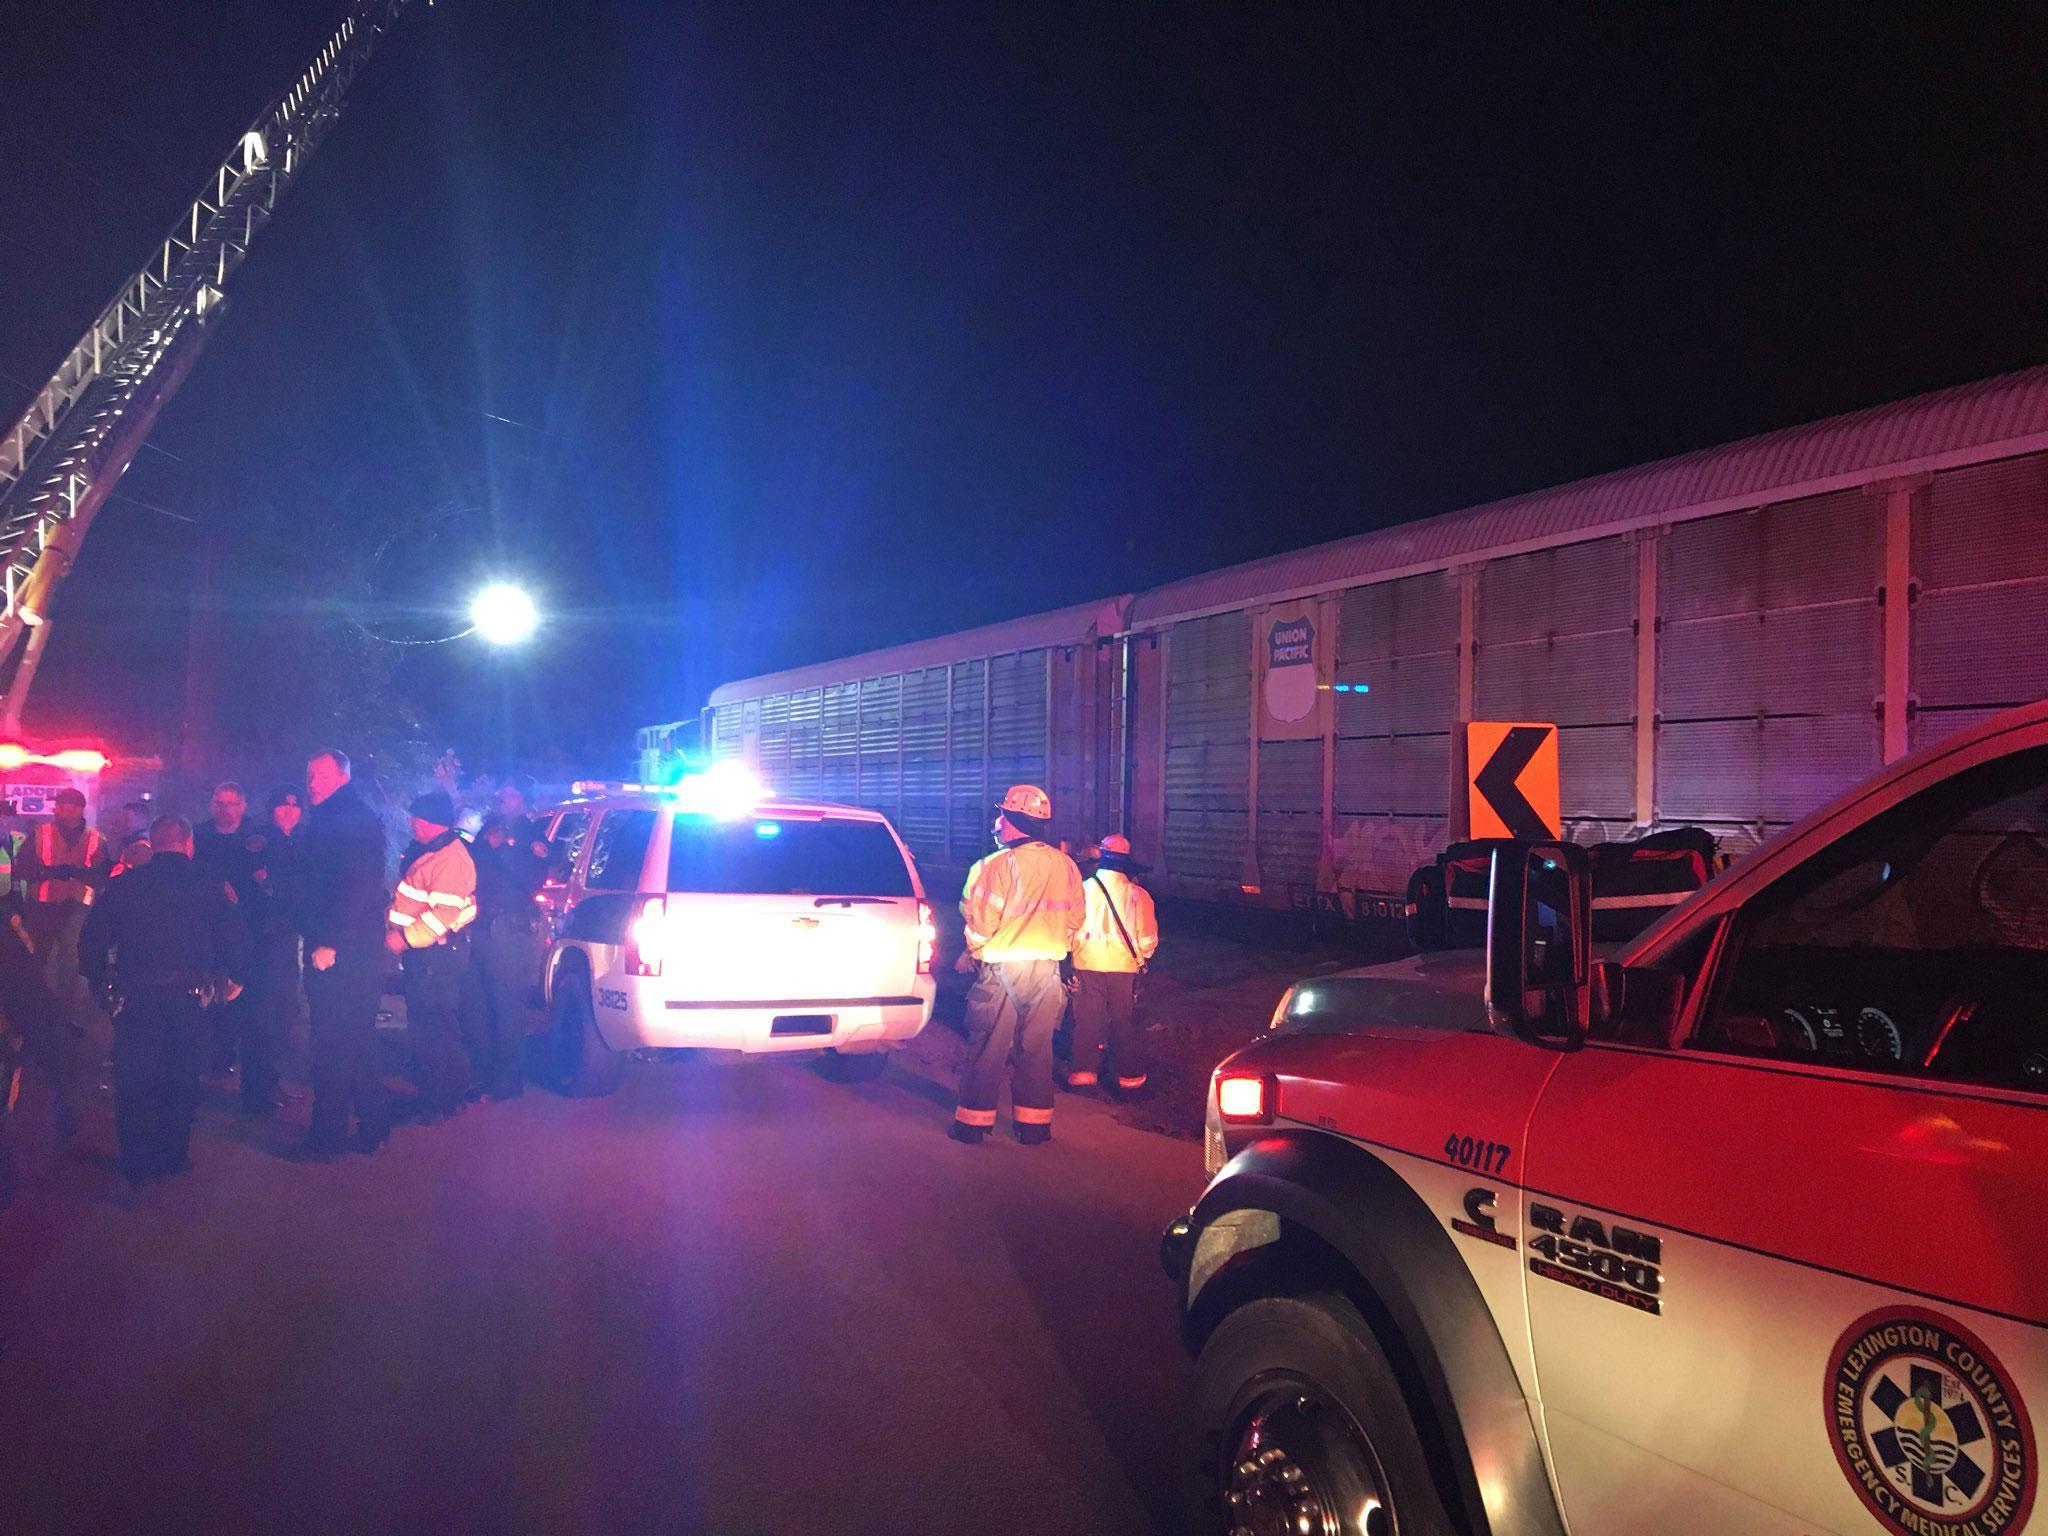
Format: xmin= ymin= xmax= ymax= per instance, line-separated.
xmin=193 ymin=782 xmax=268 ymax=1089
xmin=0 ymin=904 xmax=73 ymax=1206
xmin=246 ymin=788 xmax=309 ymax=1110
xmin=290 ymin=749 xmax=392 ymax=1161
xmin=470 ymin=777 xmax=549 ymax=1098
xmin=110 ymin=801 xmax=152 ymax=866
xmin=79 ymin=816 xmax=248 ymax=1185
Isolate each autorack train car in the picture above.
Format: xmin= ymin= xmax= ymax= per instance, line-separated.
xmin=666 ymin=366 xmax=2048 ymax=906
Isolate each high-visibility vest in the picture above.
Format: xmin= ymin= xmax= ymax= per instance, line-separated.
xmin=961 ymin=840 xmax=1085 ymax=963
xmin=388 ymin=836 xmax=478 ymax=949
xmin=28 ymin=824 xmax=103 ymax=906
xmin=1072 ymin=868 xmax=1160 ymax=974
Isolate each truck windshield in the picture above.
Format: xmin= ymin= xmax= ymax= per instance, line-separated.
xmin=667 ymin=815 xmax=914 ymax=897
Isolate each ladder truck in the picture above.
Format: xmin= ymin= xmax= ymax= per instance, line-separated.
xmin=0 ymin=0 xmax=417 ymax=801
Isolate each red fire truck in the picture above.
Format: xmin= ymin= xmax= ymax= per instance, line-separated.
xmin=0 ymin=742 xmax=114 ymax=824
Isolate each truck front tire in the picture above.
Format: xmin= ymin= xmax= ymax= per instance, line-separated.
xmin=1193 ymin=1291 xmax=1462 ymax=1536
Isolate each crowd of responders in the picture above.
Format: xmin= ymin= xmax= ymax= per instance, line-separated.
xmin=0 ymin=752 xmax=554 ymax=1195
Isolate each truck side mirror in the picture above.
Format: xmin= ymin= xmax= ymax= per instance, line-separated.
xmin=1485 ymin=842 xmax=1591 ymax=1049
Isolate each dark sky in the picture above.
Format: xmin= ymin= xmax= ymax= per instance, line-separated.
xmin=2 ymin=2 xmax=2045 ymax=769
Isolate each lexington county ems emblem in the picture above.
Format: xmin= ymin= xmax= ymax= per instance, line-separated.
xmin=1827 ymin=1307 xmax=2034 ymax=1536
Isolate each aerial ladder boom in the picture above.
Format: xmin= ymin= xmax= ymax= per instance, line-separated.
xmin=0 ymin=0 xmax=416 ymax=729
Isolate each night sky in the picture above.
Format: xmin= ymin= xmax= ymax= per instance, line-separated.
xmin=2 ymin=2 xmax=2045 ymax=771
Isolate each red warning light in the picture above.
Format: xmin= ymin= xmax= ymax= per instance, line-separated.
xmin=0 ymin=745 xmax=110 ymax=774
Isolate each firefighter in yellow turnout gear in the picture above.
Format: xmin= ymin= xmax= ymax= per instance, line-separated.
xmin=386 ymin=791 xmax=478 ymax=1122
xmin=950 ymin=785 xmax=1084 ymax=1145
xmin=15 ymin=788 xmax=111 ymax=1128
xmin=1066 ymin=833 xmax=1160 ymax=1094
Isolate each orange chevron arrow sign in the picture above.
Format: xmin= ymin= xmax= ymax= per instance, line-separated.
xmin=1466 ymin=722 xmax=1561 ymax=840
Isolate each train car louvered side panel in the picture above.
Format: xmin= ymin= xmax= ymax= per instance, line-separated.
xmin=1658 ymin=490 xmax=1880 ymax=839
xmin=755 ymin=692 xmax=792 ymax=792
xmin=898 ymin=666 xmax=949 ymax=859
xmin=1476 ymin=538 xmax=1636 ymax=830
xmin=948 ymin=659 xmax=989 ymax=860
xmin=856 ymin=676 xmax=901 ymax=821
xmin=1911 ymin=454 xmax=2048 ymax=751
xmin=1165 ymin=612 xmax=1251 ymax=880
xmin=1256 ymin=738 xmax=1322 ymax=889
xmin=784 ymin=688 xmax=824 ymax=799
xmin=988 ymin=650 xmax=1049 ymax=794
xmin=819 ymin=683 xmax=859 ymax=804
xmin=711 ymin=703 xmax=742 ymax=761
xmin=1332 ymin=572 xmax=1456 ymax=891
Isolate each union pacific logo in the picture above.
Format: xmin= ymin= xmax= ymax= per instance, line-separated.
xmin=1826 ymin=1306 xmax=2034 ymax=1536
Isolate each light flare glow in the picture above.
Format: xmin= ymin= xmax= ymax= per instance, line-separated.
xmin=469 ymin=583 xmax=540 ymax=646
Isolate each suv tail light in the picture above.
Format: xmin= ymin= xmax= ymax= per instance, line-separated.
xmin=1216 ymin=1071 xmax=1274 ymax=1124
xmin=626 ymin=895 xmax=667 ymax=977
xmin=916 ymin=900 xmax=937 ymax=975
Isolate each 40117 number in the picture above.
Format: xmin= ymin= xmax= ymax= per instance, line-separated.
xmin=1443 ymin=1133 xmax=1510 ymax=1175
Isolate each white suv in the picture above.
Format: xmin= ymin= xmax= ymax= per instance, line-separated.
xmin=537 ymin=774 xmax=938 ymax=1095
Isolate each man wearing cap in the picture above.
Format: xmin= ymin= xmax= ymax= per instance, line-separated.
xmin=290 ymin=748 xmax=392 ymax=1160
xmin=387 ymin=789 xmax=479 ymax=1122
xmin=1067 ymin=833 xmax=1161 ymax=1095
xmin=16 ymin=787 xmax=113 ymax=1048
xmin=950 ymin=784 xmax=1085 ymax=1145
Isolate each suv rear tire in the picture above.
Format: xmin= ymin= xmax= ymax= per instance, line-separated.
xmin=550 ymin=971 xmax=622 ymax=1098
xmin=1192 ymin=1291 xmax=1461 ymax=1536
xmin=816 ymin=1048 xmax=890 ymax=1083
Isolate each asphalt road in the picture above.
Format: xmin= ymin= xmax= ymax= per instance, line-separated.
xmin=0 ymin=1053 xmax=1208 ymax=1535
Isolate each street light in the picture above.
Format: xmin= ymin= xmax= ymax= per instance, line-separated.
xmin=468 ymin=582 xmax=539 ymax=646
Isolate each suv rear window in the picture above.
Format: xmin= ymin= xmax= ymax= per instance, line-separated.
xmin=667 ymin=815 xmax=913 ymax=897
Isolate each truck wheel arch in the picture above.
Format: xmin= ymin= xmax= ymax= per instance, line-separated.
xmin=1186 ymin=1132 xmax=1564 ymax=1536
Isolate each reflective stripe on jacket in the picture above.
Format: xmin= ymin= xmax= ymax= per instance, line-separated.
xmin=27 ymin=824 xmax=106 ymax=906
xmin=961 ymin=840 xmax=1084 ymax=963
xmin=1072 ymin=868 xmax=1159 ymax=973
xmin=388 ymin=835 xmax=478 ymax=949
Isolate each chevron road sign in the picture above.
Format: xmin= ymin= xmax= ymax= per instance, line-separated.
xmin=1466 ymin=722 xmax=1561 ymax=840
